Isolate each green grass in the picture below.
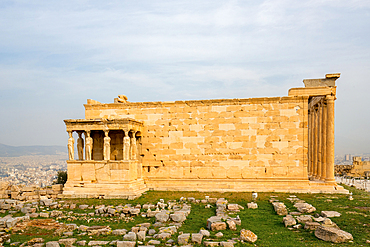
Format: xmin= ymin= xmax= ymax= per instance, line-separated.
xmin=4 ymin=185 xmax=370 ymax=246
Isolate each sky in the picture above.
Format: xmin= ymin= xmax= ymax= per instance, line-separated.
xmin=0 ymin=0 xmax=369 ymax=155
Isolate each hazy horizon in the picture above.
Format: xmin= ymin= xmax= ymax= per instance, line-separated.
xmin=0 ymin=1 xmax=369 ymax=156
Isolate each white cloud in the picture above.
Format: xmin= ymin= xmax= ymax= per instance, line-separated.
xmin=0 ymin=0 xmax=369 ymax=152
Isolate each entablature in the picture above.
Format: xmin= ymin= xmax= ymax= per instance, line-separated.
xmin=64 ymin=118 xmax=144 ymax=132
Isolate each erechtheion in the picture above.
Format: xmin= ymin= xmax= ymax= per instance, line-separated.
xmin=63 ymin=73 xmax=347 ymax=198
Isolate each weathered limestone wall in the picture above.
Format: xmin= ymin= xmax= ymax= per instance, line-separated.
xmin=84 ymin=96 xmax=309 ymax=191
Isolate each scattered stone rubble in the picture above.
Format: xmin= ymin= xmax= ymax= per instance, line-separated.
xmin=274 ymin=195 xmax=353 ymax=244
xmin=0 ymin=183 xmax=63 ymax=200
xmin=0 ymin=195 xmax=260 ymax=246
xmin=0 ymin=193 xmax=355 ymax=246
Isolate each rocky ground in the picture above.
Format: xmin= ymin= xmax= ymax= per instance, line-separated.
xmin=0 ymin=189 xmax=360 ymax=247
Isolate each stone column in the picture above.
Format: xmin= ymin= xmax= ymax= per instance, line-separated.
xmin=308 ymin=109 xmax=313 ymax=177
xmin=123 ymin=131 xmax=130 ymax=161
xmin=312 ymin=107 xmax=318 ymax=179
xmin=77 ymin=131 xmax=84 ymax=160
xmin=316 ymin=103 xmax=322 ymax=180
xmin=321 ymin=101 xmax=327 ymax=180
xmin=67 ymin=131 xmax=75 ymax=161
xmin=85 ymin=131 xmax=93 ymax=161
xmin=103 ymin=130 xmax=111 ymax=161
xmin=130 ymin=132 xmax=137 ymax=160
xmin=325 ymin=95 xmax=336 ymax=183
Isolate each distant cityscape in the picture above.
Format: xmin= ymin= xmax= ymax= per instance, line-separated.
xmin=0 ymin=154 xmax=67 ymax=187
xmin=335 ymin=153 xmax=370 ymax=166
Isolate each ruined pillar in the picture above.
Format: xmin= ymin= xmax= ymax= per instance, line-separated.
xmin=123 ymin=131 xmax=130 ymax=161
xmin=67 ymin=131 xmax=75 ymax=161
xmin=325 ymin=95 xmax=336 ymax=183
xmin=85 ymin=130 xmax=93 ymax=161
xmin=77 ymin=131 xmax=84 ymax=161
xmin=321 ymin=101 xmax=327 ymax=180
xmin=103 ymin=130 xmax=111 ymax=161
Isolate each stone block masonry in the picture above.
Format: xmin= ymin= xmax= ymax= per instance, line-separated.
xmin=63 ymin=74 xmax=347 ymax=198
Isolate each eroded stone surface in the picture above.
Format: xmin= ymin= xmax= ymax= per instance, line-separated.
xmin=315 ymin=226 xmax=353 ymax=243
xmin=240 ymin=229 xmax=257 ymax=243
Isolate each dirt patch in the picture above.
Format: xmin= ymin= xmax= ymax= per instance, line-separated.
xmin=14 ymin=219 xmax=67 ymax=232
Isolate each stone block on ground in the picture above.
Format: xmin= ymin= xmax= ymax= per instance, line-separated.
xmin=178 ymin=233 xmax=190 ymax=245
xmin=39 ymin=212 xmax=49 ymax=218
xmin=226 ymin=220 xmax=237 ymax=230
xmin=294 ymin=202 xmax=316 ymax=213
xmin=272 ymin=202 xmax=288 ymax=215
xmin=315 ymin=226 xmax=353 ymax=243
xmin=240 ymin=229 xmax=257 ymax=243
xmin=117 ymin=241 xmax=136 ymax=247
xmin=321 ymin=211 xmax=341 ymax=218
xmin=88 ymin=241 xmax=109 ymax=246
xmin=137 ymin=231 xmax=146 ymax=241
xmin=199 ymin=229 xmax=210 ymax=237
xmin=321 ymin=218 xmax=339 ymax=229
xmin=123 ymin=232 xmax=137 ymax=241
xmin=147 ymin=240 xmax=161 ymax=245
xmin=247 ymin=202 xmax=258 ymax=209
xmin=129 ymin=208 xmax=140 ymax=216
xmin=112 ymin=229 xmax=127 ymax=235
xmin=220 ymin=241 xmax=234 ymax=247
xmin=207 ymin=216 xmax=222 ymax=230
xmin=283 ymin=215 xmax=296 ymax=227
xmin=155 ymin=211 xmax=169 ymax=222
xmin=58 ymin=238 xmax=77 ymax=247
xmin=46 ymin=241 xmax=60 ymax=247
xmin=191 ymin=233 xmax=203 ymax=244
xmin=170 ymin=212 xmax=186 ymax=222
xmin=304 ymin=222 xmax=321 ymax=230
xmin=296 ymin=215 xmax=313 ymax=224
xmin=76 ymin=240 xmax=87 ymax=246
xmin=211 ymin=222 xmax=227 ymax=231
xmin=227 ymin=204 xmax=239 ymax=211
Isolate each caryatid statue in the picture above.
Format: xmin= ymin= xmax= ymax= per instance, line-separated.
xmin=123 ymin=131 xmax=130 ymax=161
xmin=130 ymin=134 xmax=137 ymax=160
xmin=103 ymin=131 xmax=111 ymax=161
xmin=67 ymin=131 xmax=75 ymax=160
xmin=77 ymin=131 xmax=84 ymax=160
xmin=85 ymin=131 xmax=93 ymax=161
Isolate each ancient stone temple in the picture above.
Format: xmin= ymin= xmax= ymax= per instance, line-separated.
xmin=63 ymin=73 xmax=347 ymax=199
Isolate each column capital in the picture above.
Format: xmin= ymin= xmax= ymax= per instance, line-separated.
xmin=326 ymin=95 xmax=335 ymax=101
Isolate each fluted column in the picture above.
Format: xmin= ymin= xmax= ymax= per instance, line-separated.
xmin=321 ymin=102 xmax=327 ymax=180
xmin=312 ymin=107 xmax=318 ymax=179
xmin=308 ymin=109 xmax=313 ymax=177
xmin=316 ymin=103 xmax=322 ymax=180
xmin=325 ymin=95 xmax=336 ymax=183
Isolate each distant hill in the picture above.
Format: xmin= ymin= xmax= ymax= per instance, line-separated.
xmin=0 ymin=143 xmax=67 ymax=157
